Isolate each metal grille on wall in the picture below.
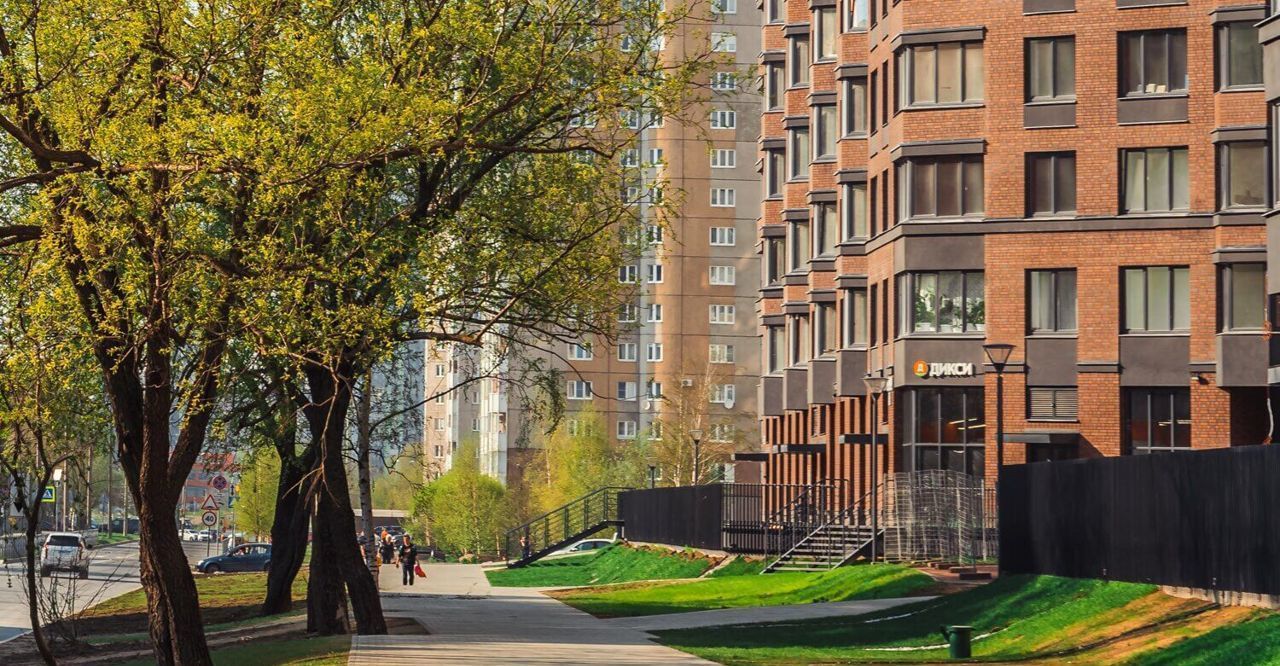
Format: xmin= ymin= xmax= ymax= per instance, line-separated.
xmin=880 ymin=470 xmax=997 ymax=563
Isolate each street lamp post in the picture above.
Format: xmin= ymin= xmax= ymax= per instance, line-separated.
xmin=863 ymin=375 xmax=889 ymax=563
xmin=982 ymin=343 xmax=1015 ymax=469
xmin=648 ymin=465 xmax=657 ymax=489
xmin=689 ymin=429 xmax=704 ymax=486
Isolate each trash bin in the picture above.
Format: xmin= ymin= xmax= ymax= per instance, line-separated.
xmin=939 ymin=625 xmax=972 ymax=659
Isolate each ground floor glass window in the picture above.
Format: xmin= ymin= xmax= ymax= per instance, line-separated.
xmin=903 ymin=387 xmax=986 ymax=477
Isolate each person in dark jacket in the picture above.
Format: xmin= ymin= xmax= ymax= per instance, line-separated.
xmin=397 ymin=534 xmax=419 ymax=586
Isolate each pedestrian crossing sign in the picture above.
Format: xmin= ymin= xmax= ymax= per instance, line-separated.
xmin=41 ymin=486 xmax=55 ymax=503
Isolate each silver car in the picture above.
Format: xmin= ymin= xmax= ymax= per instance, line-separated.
xmin=40 ymin=532 xmax=89 ymax=579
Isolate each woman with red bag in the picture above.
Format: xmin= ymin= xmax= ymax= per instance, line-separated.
xmin=397 ymin=534 xmax=420 ymax=586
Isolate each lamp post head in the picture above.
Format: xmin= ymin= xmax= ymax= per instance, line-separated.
xmin=689 ymin=428 xmax=703 ymax=443
xmin=863 ymin=375 xmax=889 ymax=394
xmin=983 ymin=343 xmax=1015 ymax=371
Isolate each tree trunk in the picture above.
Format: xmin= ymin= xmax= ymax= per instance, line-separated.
xmin=136 ymin=488 xmax=212 ymax=665
xmin=21 ymin=492 xmax=55 ymax=665
xmin=305 ymin=495 xmax=348 ymax=635
xmin=303 ymin=362 xmax=386 ymax=635
xmin=356 ymin=371 xmax=375 ymax=568
xmin=262 ymin=447 xmax=316 ymax=615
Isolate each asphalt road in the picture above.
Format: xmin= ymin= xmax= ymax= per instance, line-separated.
xmin=0 ymin=540 xmax=215 ymax=643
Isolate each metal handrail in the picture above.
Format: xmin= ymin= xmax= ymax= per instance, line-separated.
xmin=503 ymin=486 xmax=630 ymax=564
xmin=766 ymin=484 xmax=879 ymax=572
xmin=762 ymin=481 xmax=843 ymax=569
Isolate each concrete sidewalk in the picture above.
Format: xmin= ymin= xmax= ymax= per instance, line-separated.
xmin=605 ymin=595 xmax=935 ymax=632
xmin=349 ymin=563 xmax=713 ymax=664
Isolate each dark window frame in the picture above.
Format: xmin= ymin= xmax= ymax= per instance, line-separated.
xmin=1216 ymin=21 xmax=1263 ymax=91
xmin=1121 ymin=265 xmax=1190 ymax=333
xmin=815 ymin=302 xmax=838 ymax=356
xmin=1120 ymin=146 xmax=1189 ymax=213
xmin=901 ymin=270 xmax=986 ymax=334
xmin=1220 ymin=262 xmax=1266 ymax=331
xmin=813 ymin=201 xmax=838 ymax=256
xmin=1217 ymin=140 xmax=1268 ymax=210
xmin=896 ymin=154 xmax=985 ymax=220
xmin=814 ymin=104 xmax=838 ymax=161
xmin=789 ymin=128 xmax=811 ymax=181
xmin=843 ymin=77 xmax=867 ymax=136
xmin=842 ymin=287 xmax=868 ymax=347
xmin=766 ymin=149 xmax=785 ymax=198
xmin=1124 ymin=387 xmax=1191 ymax=454
xmin=1025 ymin=36 xmax=1076 ymax=102
xmin=1028 ymin=269 xmax=1078 ymax=333
xmin=1118 ymin=29 xmax=1187 ymax=97
xmin=790 ymin=35 xmax=811 ymax=87
xmin=764 ymin=236 xmax=786 ymax=285
xmin=1026 ymin=151 xmax=1077 ymax=216
xmin=904 ymin=388 xmax=987 ymax=477
xmin=842 ymin=182 xmax=868 ymax=240
xmin=897 ymin=41 xmax=985 ymax=108
xmin=766 ymin=63 xmax=785 ymax=110
xmin=1028 ymin=386 xmax=1079 ymax=421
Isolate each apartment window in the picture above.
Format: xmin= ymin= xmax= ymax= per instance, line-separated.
xmin=1027 ymin=152 xmax=1076 ymax=215
xmin=897 ymin=155 xmax=984 ymax=219
xmin=766 ymin=0 xmax=782 ymax=22
xmin=710 ymin=304 xmax=737 ymax=324
xmin=869 ymin=70 xmax=878 ymax=130
xmin=646 ymin=224 xmax=663 ymax=245
xmin=1119 ymin=30 xmax=1187 ymax=96
xmin=789 ymin=314 xmax=811 ymax=364
xmin=434 ymin=418 xmax=445 ymax=431
xmin=1126 ymin=388 xmax=1191 ymax=453
xmin=842 ymin=288 xmax=868 ymax=347
xmin=1029 ymin=269 xmax=1077 ymax=333
xmin=766 ymin=325 xmax=785 ymax=373
xmin=898 ymin=42 xmax=984 ymax=107
xmin=620 ymin=109 xmax=641 ymax=129
xmin=618 ymin=381 xmax=637 ymax=401
xmin=1026 ymin=37 xmax=1075 ymax=102
xmin=814 ymin=105 xmax=838 ymax=160
xmin=568 ymin=342 xmax=593 ymax=360
xmin=766 ymin=150 xmax=785 ymax=197
xmin=618 ymin=303 xmax=638 ymax=322
xmin=709 ymin=343 xmax=736 ymax=364
xmin=617 ymin=420 xmax=638 ymax=440
xmin=788 ymin=219 xmax=810 ymax=270
xmin=790 ymin=36 xmax=811 ymax=86
xmin=711 ymin=384 xmax=737 ymax=405
xmin=1218 ymin=22 xmax=1263 ymax=89
xmin=842 ymin=183 xmax=868 ymax=240
xmin=766 ymin=64 xmax=785 ymax=110
xmin=711 ymin=72 xmax=737 ymax=91
xmin=618 ymin=342 xmax=638 ymax=362
xmin=433 ymin=445 xmax=443 ymax=458
xmin=1029 ymin=387 xmax=1078 ymax=420
xmin=621 ymin=149 xmax=639 ymax=167
xmin=647 ymin=342 xmax=664 ymax=361
xmin=434 ymin=394 xmax=445 ymax=405
xmin=711 ymin=148 xmax=737 ymax=168
xmin=434 ymin=363 xmax=445 ymax=377
xmin=1122 ymin=266 xmax=1190 ymax=332
xmin=710 ymin=109 xmax=737 ymax=129
xmin=765 ymin=236 xmax=786 ymax=284
xmin=849 ymin=0 xmax=868 ymax=29
xmin=567 ymin=380 xmax=593 ymax=400
xmin=843 ymin=78 xmax=867 ymax=135
xmin=814 ymin=8 xmax=838 ymax=61
xmin=647 ymin=109 xmax=664 ymax=129
xmin=710 ymin=188 xmax=737 ymax=207
xmin=1222 ymin=263 xmax=1265 ymax=330
xmin=904 ymin=388 xmax=985 ymax=476
xmin=647 ymin=264 xmax=664 ymax=283
xmin=813 ymin=202 xmax=838 ymax=256
xmin=648 ymin=148 xmax=664 ymax=166
xmin=789 ymin=128 xmax=811 ymax=179
xmin=1219 ymin=141 xmax=1267 ymax=209
xmin=648 ymin=303 xmax=663 ymax=322
xmin=815 ymin=303 xmax=838 ymax=355
xmin=648 ymin=381 xmax=663 ymax=399
xmin=618 ymin=265 xmax=638 ymax=283
xmin=712 ymin=32 xmax=737 ymax=53
xmin=1122 ymin=147 xmax=1188 ymax=213
xmin=710 ymin=226 xmax=737 ymax=246
xmin=903 ymin=271 xmax=986 ymax=333
xmin=709 ymin=265 xmax=737 ymax=285
xmin=712 ymin=0 xmax=737 ymax=14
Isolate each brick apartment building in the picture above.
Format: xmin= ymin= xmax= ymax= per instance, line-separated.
xmin=425 ymin=0 xmax=765 ymax=491
xmin=755 ymin=0 xmax=1275 ymax=502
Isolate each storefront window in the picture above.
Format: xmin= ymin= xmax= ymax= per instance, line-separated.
xmin=905 ymin=388 xmax=986 ymax=477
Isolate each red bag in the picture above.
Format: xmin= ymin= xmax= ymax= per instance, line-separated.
xmin=414 ymin=563 xmax=426 ymax=578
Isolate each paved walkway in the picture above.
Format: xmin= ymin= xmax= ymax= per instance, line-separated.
xmin=348 ymin=563 xmax=713 ymax=664
xmin=605 ymin=596 xmax=934 ymax=632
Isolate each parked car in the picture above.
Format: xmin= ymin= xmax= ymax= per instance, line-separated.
xmin=40 ymin=532 xmax=90 ymax=579
xmin=195 ymin=543 xmax=271 ymax=574
xmin=553 ymin=538 xmax=615 ymax=556
xmin=80 ymin=530 xmax=98 ymax=548
xmin=180 ymin=528 xmax=201 ymax=541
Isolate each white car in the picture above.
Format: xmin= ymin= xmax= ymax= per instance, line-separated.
xmin=553 ymin=538 xmax=616 ymax=556
xmin=40 ymin=532 xmax=90 ymax=579
xmin=181 ymin=528 xmax=201 ymax=541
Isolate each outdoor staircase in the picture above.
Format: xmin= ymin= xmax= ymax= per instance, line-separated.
xmin=764 ymin=524 xmax=881 ymax=572
xmin=503 ymin=486 xmax=628 ymax=568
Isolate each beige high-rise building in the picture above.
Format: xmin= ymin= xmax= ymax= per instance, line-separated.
xmin=424 ymin=0 xmax=764 ymax=493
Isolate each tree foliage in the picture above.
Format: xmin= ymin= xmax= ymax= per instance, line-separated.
xmin=235 ymin=448 xmax=280 ymax=542
xmin=413 ymin=438 xmax=509 ymax=556
xmin=529 ymin=406 xmax=648 ymax=512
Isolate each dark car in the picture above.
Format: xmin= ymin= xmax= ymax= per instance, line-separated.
xmin=195 ymin=543 xmax=271 ymax=574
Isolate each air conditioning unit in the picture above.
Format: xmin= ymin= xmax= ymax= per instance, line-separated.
xmin=680 ymin=378 xmax=694 ymax=387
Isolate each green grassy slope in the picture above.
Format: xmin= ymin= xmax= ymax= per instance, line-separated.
xmin=558 ymin=563 xmax=932 ymax=618
xmin=485 ymin=544 xmax=713 ymax=587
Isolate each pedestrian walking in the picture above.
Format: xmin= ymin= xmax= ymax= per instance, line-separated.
xmin=520 ymin=533 xmax=531 ymax=560
xmin=379 ymin=533 xmax=395 ymax=569
xmin=398 ymin=534 xmax=419 ymax=586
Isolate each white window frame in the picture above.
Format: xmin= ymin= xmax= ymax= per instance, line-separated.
xmin=709 ymin=343 xmax=736 ymax=364
xmin=648 ymin=303 xmax=664 ymax=322
xmin=710 ymin=227 xmax=737 ymax=246
xmin=712 ymin=0 xmax=738 ymax=14
xmin=567 ymin=380 xmax=593 ymax=401
xmin=712 ymin=32 xmax=738 ymax=53
xmin=568 ymin=342 xmax=593 ymax=361
xmin=710 ymin=265 xmax=737 ymax=285
xmin=618 ymin=265 xmax=639 ymax=283
xmin=711 ymin=148 xmax=737 ymax=168
xmin=710 ymin=109 xmax=737 ymax=129
xmin=710 ymin=188 xmax=737 ymax=207
xmin=618 ymin=381 xmax=638 ymax=401
xmin=619 ymin=303 xmax=639 ymax=322
xmin=621 ymin=149 xmax=640 ymax=167
xmin=710 ymin=304 xmax=737 ymax=324
xmin=618 ymin=342 xmax=638 ymax=361
xmin=711 ymin=72 xmax=738 ymax=91
xmin=647 ymin=263 xmax=664 ymax=283
xmin=617 ymin=420 xmax=638 ymax=439
xmin=647 ymin=342 xmax=664 ymax=362
xmin=710 ymin=384 xmax=737 ymax=405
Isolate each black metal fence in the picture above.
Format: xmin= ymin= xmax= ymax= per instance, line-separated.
xmin=1000 ymin=444 xmax=1280 ymax=595
xmin=620 ymin=483 xmax=821 ymax=553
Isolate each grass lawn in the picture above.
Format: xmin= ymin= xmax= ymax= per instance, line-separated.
xmin=555 ymin=563 xmax=933 ymax=618
xmin=485 ymin=544 xmax=714 ymax=587
xmin=116 ymin=634 xmax=350 ymax=666
xmin=707 ymin=557 xmax=766 ymax=577
xmin=1122 ymin=611 xmax=1280 ymax=665
xmin=82 ymin=570 xmax=308 ymax=635
xmin=95 ymin=533 xmax=138 ymax=546
xmin=655 ymin=574 xmax=1211 ymax=664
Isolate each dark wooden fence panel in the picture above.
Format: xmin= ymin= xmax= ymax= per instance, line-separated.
xmin=1001 ymin=444 xmax=1280 ymax=594
xmin=619 ymin=485 xmax=725 ymax=551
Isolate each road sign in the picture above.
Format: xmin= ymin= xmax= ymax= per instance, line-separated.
xmin=41 ymin=486 xmax=55 ymax=503
xmin=201 ymin=494 xmax=220 ymax=511
xmin=211 ymin=475 xmax=228 ymax=492
xmin=201 ymin=511 xmax=217 ymax=527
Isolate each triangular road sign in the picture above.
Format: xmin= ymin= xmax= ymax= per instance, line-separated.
xmin=201 ymin=494 xmax=220 ymax=511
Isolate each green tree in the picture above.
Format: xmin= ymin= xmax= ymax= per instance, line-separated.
xmin=414 ymin=438 xmax=509 ymax=556
xmin=371 ymin=455 xmax=419 ymax=514
xmin=530 ymin=405 xmax=648 ymax=513
xmin=235 ymin=448 xmax=280 ymax=542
